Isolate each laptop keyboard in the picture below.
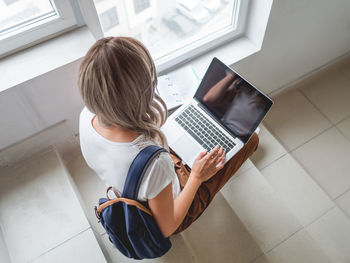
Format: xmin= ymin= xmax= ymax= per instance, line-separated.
xmin=174 ymin=105 xmax=236 ymax=153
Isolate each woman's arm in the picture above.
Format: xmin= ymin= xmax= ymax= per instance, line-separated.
xmin=148 ymin=177 xmax=201 ymax=237
xmin=148 ymin=146 xmax=226 ymax=237
xmin=203 ymin=74 xmax=236 ymax=105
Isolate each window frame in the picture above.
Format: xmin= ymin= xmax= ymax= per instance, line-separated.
xmin=0 ymin=0 xmax=79 ymax=57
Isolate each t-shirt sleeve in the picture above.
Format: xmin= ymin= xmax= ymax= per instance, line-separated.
xmin=137 ymin=152 xmax=178 ymax=201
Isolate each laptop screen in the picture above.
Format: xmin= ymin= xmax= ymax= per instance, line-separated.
xmin=194 ymin=58 xmax=273 ymax=143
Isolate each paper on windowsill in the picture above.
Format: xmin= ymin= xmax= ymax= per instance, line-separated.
xmin=157 ymin=65 xmax=201 ymax=110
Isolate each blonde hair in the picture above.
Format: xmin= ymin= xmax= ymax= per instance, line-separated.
xmin=78 ymin=37 xmax=168 ymax=149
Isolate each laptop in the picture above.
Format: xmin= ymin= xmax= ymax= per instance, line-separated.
xmin=161 ymin=57 xmax=273 ymax=168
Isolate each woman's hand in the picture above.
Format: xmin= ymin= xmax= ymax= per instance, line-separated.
xmin=149 ymin=146 xmax=226 ymax=237
xmin=190 ymin=146 xmax=226 ymax=183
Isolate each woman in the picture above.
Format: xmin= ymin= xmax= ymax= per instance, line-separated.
xmin=78 ymin=37 xmax=259 ymax=237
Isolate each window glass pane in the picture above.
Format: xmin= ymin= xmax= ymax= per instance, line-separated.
xmin=100 ymin=6 xmax=119 ymax=31
xmin=0 ymin=0 xmax=55 ymax=35
xmin=133 ymin=0 xmax=150 ymax=15
xmin=93 ymin=0 xmax=237 ymax=61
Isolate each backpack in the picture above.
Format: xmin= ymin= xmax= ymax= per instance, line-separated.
xmin=94 ymin=145 xmax=172 ymax=260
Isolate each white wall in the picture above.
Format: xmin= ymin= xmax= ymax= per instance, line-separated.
xmin=1 ymin=0 xmax=350 ymax=163
xmin=233 ymin=0 xmax=350 ymax=94
xmin=0 ymin=60 xmax=84 ymax=164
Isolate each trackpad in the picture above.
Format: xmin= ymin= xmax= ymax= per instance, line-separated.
xmin=172 ymin=135 xmax=202 ymax=165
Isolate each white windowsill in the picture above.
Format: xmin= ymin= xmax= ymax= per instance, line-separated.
xmin=0 ymin=0 xmax=272 ymax=93
xmin=0 ymin=30 xmax=258 ymax=94
xmin=170 ymin=36 xmax=259 ymax=80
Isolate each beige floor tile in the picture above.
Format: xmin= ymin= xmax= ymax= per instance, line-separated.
xmin=66 ymin=154 xmax=107 ymax=235
xmin=252 ymin=255 xmax=270 ymax=263
xmin=336 ymin=190 xmax=350 ymax=218
xmin=32 ymin=229 xmax=106 ymax=263
xmin=0 ymin=150 xmax=90 ymax=263
xmin=101 ymin=231 xmax=197 ymax=263
xmin=266 ymin=230 xmax=330 ymax=263
xmin=221 ymin=167 xmax=302 ymax=252
xmin=292 ymin=127 xmax=350 ymax=199
xmin=264 ymin=90 xmax=331 ymax=151
xmin=181 ymin=193 xmax=262 ymax=263
xmin=306 ymin=207 xmax=350 ymax=262
xmin=233 ymin=158 xmax=255 ymax=178
xmin=261 ymin=154 xmax=334 ymax=226
xmin=250 ymin=125 xmax=287 ymax=169
xmin=337 ymin=116 xmax=350 ymax=141
xmin=300 ymin=69 xmax=350 ymax=124
xmin=337 ymin=54 xmax=350 ymax=80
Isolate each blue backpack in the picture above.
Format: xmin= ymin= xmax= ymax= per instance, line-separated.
xmin=94 ymin=145 xmax=172 ymax=260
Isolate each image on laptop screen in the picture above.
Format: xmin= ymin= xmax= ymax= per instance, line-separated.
xmin=194 ymin=58 xmax=273 ymax=143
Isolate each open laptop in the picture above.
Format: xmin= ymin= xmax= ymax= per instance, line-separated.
xmin=161 ymin=57 xmax=273 ymax=168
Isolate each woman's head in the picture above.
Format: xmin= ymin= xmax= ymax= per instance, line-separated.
xmin=78 ymin=37 xmax=168 ymax=148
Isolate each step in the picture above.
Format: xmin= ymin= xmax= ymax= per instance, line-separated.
xmin=64 ymin=142 xmax=302 ymax=262
xmin=220 ymin=162 xmax=302 ymax=253
xmin=251 ymin=125 xmax=335 ymax=227
xmin=68 ymin=147 xmax=327 ymax=263
xmin=65 ymin=124 xmax=350 ymax=262
xmin=178 ymin=192 xmax=263 ymax=263
xmin=0 ymin=148 xmax=106 ymax=263
xmin=65 ymin=140 xmax=294 ymax=262
xmin=67 ymin=151 xmax=267 ymax=262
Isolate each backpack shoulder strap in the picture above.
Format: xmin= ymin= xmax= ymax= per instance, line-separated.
xmin=122 ymin=145 xmax=167 ymax=200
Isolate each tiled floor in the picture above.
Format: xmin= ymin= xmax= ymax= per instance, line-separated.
xmin=221 ymin=166 xmax=302 ymax=253
xmin=261 ymin=154 xmax=333 ymax=226
xmin=257 ymin=54 xmax=350 ymax=262
xmin=265 ymin=229 xmax=330 ymax=263
xmin=263 ymin=90 xmax=332 ymax=151
xmin=306 ymin=207 xmax=350 ymax=262
xmin=263 ymin=55 xmax=350 ymax=202
xmin=293 ymin=127 xmax=350 ymax=199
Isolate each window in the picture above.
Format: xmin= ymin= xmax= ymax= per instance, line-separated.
xmin=0 ymin=0 xmax=78 ymax=57
xmin=99 ymin=7 xmax=119 ymax=31
xmin=93 ymin=0 xmax=248 ymax=71
xmin=0 ymin=0 xmax=55 ymax=35
xmin=0 ymin=0 xmax=249 ymax=73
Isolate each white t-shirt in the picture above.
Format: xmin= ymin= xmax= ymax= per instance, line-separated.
xmin=79 ymin=107 xmax=181 ymax=201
